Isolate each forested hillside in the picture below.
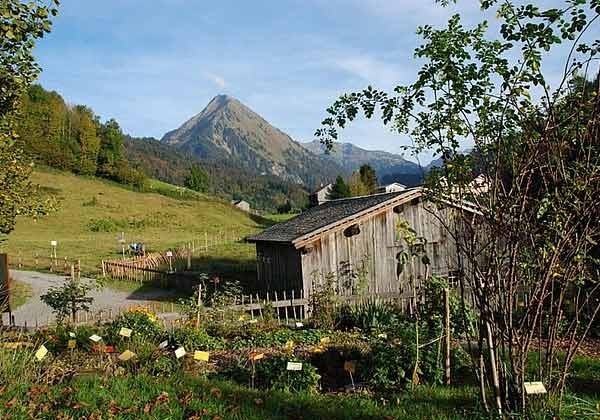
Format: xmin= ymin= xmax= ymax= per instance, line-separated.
xmin=125 ymin=136 xmax=309 ymax=211
xmin=15 ymin=84 xmax=146 ymax=187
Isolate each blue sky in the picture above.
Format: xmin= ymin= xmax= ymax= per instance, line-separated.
xmin=34 ymin=1 xmax=597 ymax=161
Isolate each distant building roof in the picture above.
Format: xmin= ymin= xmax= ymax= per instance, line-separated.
xmin=248 ymin=189 xmax=421 ymax=244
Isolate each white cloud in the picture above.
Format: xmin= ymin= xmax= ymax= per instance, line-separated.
xmin=205 ymin=73 xmax=226 ymax=89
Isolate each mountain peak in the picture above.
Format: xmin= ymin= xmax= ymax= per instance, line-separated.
xmin=160 ymin=96 xmax=342 ymax=186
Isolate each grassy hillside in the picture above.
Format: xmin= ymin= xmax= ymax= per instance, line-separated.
xmin=1 ymin=168 xmax=264 ymax=274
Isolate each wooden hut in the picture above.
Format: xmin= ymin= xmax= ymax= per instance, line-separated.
xmin=247 ymin=188 xmax=478 ymax=299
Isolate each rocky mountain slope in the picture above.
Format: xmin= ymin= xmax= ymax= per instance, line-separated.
xmin=161 ymin=95 xmax=341 ymax=187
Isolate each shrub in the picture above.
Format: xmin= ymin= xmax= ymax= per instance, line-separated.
xmin=168 ymin=325 xmax=225 ymax=350
xmin=145 ymin=354 xmax=181 ymax=377
xmin=108 ymin=307 xmax=162 ymax=342
xmin=308 ymin=271 xmax=338 ymax=329
xmin=366 ymin=320 xmax=445 ymax=390
xmin=223 ymin=355 xmax=320 ymax=393
xmin=336 ymin=301 xmax=401 ymax=333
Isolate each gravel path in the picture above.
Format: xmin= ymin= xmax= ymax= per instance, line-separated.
xmin=3 ymin=270 xmax=181 ymax=326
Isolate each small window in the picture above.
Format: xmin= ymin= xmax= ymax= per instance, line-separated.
xmin=446 ymin=270 xmax=462 ymax=288
xmin=344 ymin=224 xmax=360 ymax=238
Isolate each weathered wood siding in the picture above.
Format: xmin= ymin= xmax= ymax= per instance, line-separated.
xmin=255 ymin=242 xmax=303 ymax=293
xmin=300 ymin=198 xmax=460 ymax=298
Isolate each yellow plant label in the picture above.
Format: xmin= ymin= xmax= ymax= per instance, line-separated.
xmin=194 ymin=351 xmax=210 ymax=362
xmin=118 ymin=350 xmax=136 ymax=361
xmin=119 ymin=327 xmax=133 ymax=338
xmin=35 ymin=345 xmax=48 ymax=361
xmin=67 ymin=340 xmax=76 ymax=349
xmin=284 ymin=340 xmax=294 ymax=350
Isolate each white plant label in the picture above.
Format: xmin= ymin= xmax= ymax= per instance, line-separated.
xmin=295 ymin=322 xmax=304 ymax=328
xmin=174 ymin=346 xmax=186 ymax=359
xmin=524 ymin=382 xmax=547 ymax=395
xmin=89 ymin=334 xmax=102 ymax=343
xmin=119 ymin=327 xmax=133 ymax=338
xmin=69 ymin=332 xmax=76 ymax=338
xmin=159 ymin=340 xmax=169 ymax=349
xmin=50 ymin=240 xmax=57 ymax=247
xmin=166 ymin=251 xmax=173 ymax=257
xmin=286 ymin=362 xmax=303 ymax=371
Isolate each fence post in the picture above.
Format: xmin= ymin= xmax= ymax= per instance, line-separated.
xmin=444 ymin=287 xmax=451 ymax=385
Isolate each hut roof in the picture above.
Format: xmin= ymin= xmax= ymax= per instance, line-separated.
xmin=247 ymin=188 xmax=421 ymax=245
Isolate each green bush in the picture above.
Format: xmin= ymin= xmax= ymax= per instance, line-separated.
xmin=145 ymin=354 xmax=181 ymax=377
xmin=223 ymin=355 xmax=321 ymax=393
xmin=169 ymin=325 xmax=225 ymax=350
xmin=336 ymin=301 xmax=402 ymax=333
xmin=108 ymin=308 xmax=163 ymax=342
xmin=366 ymin=320 xmax=446 ymax=390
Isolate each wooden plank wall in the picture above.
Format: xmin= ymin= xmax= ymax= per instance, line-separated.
xmin=301 ymin=198 xmax=461 ymax=298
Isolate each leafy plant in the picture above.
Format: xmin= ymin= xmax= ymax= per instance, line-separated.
xmin=308 ymin=271 xmax=338 ymax=329
xmin=108 ymin=306 xmax=163 ymax=341
xmin=40 ymin=276 xmax=97 ymax=324
xmin=336 ymin=301 xmax=401 ymax=333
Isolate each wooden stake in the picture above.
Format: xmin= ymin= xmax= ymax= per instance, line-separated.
xmin=444 ymin=288 xmax=451 ymax=385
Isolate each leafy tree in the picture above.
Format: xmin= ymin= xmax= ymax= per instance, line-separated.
xmin=317 ymin=0 xmax=600 ymax=414
xmin=97 ymin=118 xmax=124 ymax=175
xmin=0 ymin=0 xmax=58 ymax=242
xmin=40 ymin=276 xmax=96 ymax=323
xmin=327 ymin=175 xmax=351 ymax=199
xmin=74 ymin=105 xmax=101 ymax=175
xmin=359 ymin=164 xmax=378 ymax=192
xmin=184 ymin=164 xmax=210 ymax=193
xmin=277 ymin=200 xmax=292 ymax=214
xmin=348 ymin=171 xmax=369 ymax=196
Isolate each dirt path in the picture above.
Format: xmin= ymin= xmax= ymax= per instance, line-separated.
xmin=2 ymin=270 xmax=182 ymax=326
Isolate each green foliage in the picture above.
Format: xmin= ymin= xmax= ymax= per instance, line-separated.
xmin=224 ymin=355 xmax=321 ymax=393
xmin=420 ymin=276 xmax=476 ymax=338
xmin=0 ymin=1 xmax=58 ymax=241
xmin=367 ymin=320 xmax=445 ymax=389
xmin=184 ymin=164 xmax=210 ymax=193
xmin=16 ymin=85 xmax=147 ymax=189
xmin=86 ymin=214 xmax=167 ymax=232
xmin=169 ymin=325 xmax=225 ymax=351
xmin=336 ymin=301 xmax=401 ymax=334
xmin=327 ymin=175 xmax=351 ymax=199
xmin=108 ymin=309 xmax=163 ymax=342
xmin=359 ymin=164 xmax=378 ymax=192
xmin=40 ymin=276 xmax=96 ymax=323
xmin=125 ymin=136 xmax=310 ymax=212
xmin=276 ymin=200 xmax=292 ymax=214
xmin=308 ymin=271 xmax=338 ymax=330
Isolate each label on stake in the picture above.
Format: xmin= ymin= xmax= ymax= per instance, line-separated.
xmin=89 ymin=334 xmax=102 ymax=343
xmin=119 ymin=327 xmax=133 ymax=338
xmin=524 ymin=382 xmax=547 ymax=395
xmin=286 ymin=362 xmax=303 ymax=371
xmin=118 ymin=350 xmax=136 ymax=361
xmin=67 ymin=340 xmax=76 ymax=349
xmin=35 ymin=345 xmax=48 ymax=361
xmin=174 ymin=346 xmax=186 ymax=359
xmin=194 ymin=351 xmax=210 ymax=362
